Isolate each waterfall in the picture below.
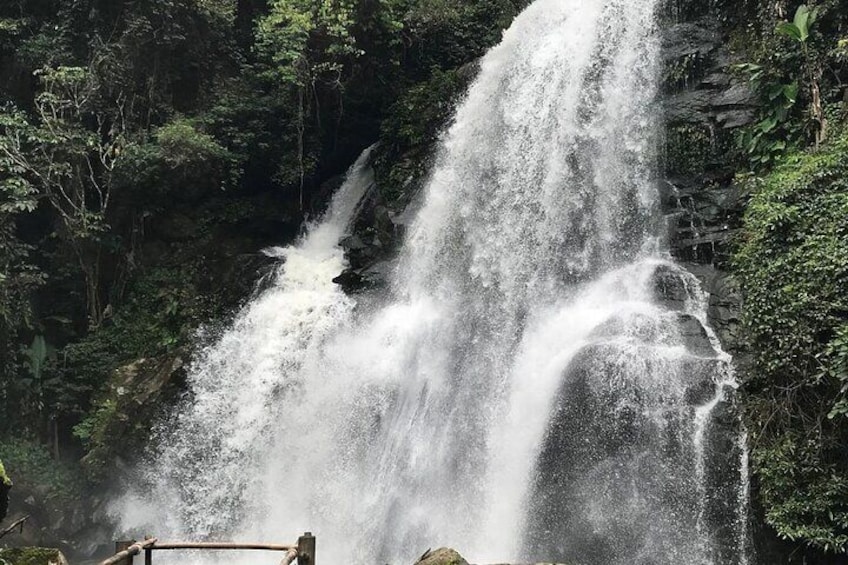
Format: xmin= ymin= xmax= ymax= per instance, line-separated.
xmin=115 ymin=1 xmax=750 ymax=564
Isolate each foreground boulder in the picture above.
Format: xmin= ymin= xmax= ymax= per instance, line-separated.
xmin=0 ymin=548 xmax=69 ymax=565
xmin=415 ymin=548 xmax=469 ymax=565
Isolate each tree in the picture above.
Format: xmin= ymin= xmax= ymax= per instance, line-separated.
xmin=0 ymin=65 xmax=126 ymax=327
xmin=255 ymin=0 xmax=369 ymax=209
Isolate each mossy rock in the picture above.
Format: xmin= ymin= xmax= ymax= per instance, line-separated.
xmin=415 ymin=548 xmax=469 ymax=565
xmin=0 ymin=548 xmax=68 ymax=565
xmin=0 ymin=459 xmax=10 ymax=522
xmin=0 ymin=460 xmax=10 ymax=487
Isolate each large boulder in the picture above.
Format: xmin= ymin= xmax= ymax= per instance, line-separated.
xmin=79 ymin=351 xmax=187 ymax=481
xmin=524 ymin=267 xmax=745 ymax=564
xmin=414 ymin=548 xmax=469 ymax=565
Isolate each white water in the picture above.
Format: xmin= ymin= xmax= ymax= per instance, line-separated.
xmin=115 ymin=1 xmax=750 ymax=564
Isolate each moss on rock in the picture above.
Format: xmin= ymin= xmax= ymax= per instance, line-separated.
xmin=0 ymin=459 xmax=10 ymax=487
xmin=0 ymin=459 xmax=10 ymax=522
xmin=414 ymin=548 xmax=469 ymax=565
xmin=0 ymin=548 xmax=68 ymax=565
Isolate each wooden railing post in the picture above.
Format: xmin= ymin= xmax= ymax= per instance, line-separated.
xmin=297 ymin=532 xmax=316 ymax=565
xmin=115 ymin=541 xmax=134 ymax=565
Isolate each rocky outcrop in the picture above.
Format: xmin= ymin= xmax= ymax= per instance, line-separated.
xmin=79 ymin=351 xmax=188 ymax=481
xmin=663 ymin=19 xmax=756 ymax=128
xmin=661 ymin=15 xmax=754 ymax=354
xmin=334 ymin=150 xmax=425 ymax=293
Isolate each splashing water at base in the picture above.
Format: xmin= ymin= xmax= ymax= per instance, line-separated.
xmin=115 ymin=1 xmax=751 ymax=564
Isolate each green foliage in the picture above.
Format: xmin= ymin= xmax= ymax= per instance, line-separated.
xmin=825 ymin=325 xmax=848 ymax=419
xmin=115 ymin=118 xmax=238 ymax=205
xmin=71 ymin=396 xmax=119 ymax=480
xmin=47 ymin=265 xmax=216 ymax=422
xmin=776 ymin=5 xmax=818 ymax=44
xmin=400 ymin=0 xmax=527 ymax=74
xmin=0 ymin=65 xmax=124 ymax=240
xmin=755 ymin=433 xmax=848 ymax=552
xmin=0 ymin=64 xmax=128 ymax=326
xmin=376 ymin=68 xmax=466 ymax=201
xmin=0 ymin=547 xmax=67 ymax=565
xmin=735 ymin=63 xmax=803 ymax=168
xmin=0 ymin=113 xmax=46 ymax=425
xmin=733 ymin=1 xmax=846 ymax=167
xmin=255 ymin=1 xmax=322 ymax=87
xmin=0 ymin=459 xmax=10 ymax=487
xmin=71 ymin=398 xmax=117 ymax=446
xmin=736 ymin=131 xmax=848 ymax=553
xmin=382 ymin=68 xmax=464 ymax=148
xmin=0 ymin=439 xmax=82 ymax=506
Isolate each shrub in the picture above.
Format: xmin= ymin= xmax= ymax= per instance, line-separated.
xmin=735 ymin=131 xmax=848 ymax=553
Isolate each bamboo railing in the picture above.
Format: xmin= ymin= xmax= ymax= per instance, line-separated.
xmin=99 ymin=532 xmax=315 ymax=565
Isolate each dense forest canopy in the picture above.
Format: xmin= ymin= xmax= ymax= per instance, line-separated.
xmin=0 ymin=0 xmax=526 ymax=440
xmin=0 ymin=0 xmax=846 ymax=561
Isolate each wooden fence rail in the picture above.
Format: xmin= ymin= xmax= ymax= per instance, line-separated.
xmin=99 ymin=532 xmax=315 ymax=565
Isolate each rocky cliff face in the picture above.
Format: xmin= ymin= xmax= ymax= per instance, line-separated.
xmin=660 ymin=13 xmax=755 ymax=360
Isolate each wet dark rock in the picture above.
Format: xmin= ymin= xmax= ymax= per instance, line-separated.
xmin=701 ymin=390 xmax=749 ymax=564
xmin=661 ymin=16 xmax=753 ymax=273
xmin=524 ymin=276 xmax=742 ymax=564
xmin=526 ymin=342 xmax=735 ymax=564
xmin=334 ymin=261 xmax=393 ymax=294
xmin=651 ymin=264 xmax=690 ymax=311
xmin=662 ymin=21 xmax=719 ymax=62
xmin=683 ymin=264 xmax=746 ymax=358
xmin=662 ymin=18 xmax=756 ymax=130
xmin=676 ymin=313 xmax=715 ymax=357
xmin=311 ymin=174 xmax=346 ymax=213
xmin=335 ymin=149 xmax=423 ymax=293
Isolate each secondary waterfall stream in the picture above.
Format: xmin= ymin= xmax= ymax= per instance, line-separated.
xmin=115 ymin=1 xmax=751 ymax=564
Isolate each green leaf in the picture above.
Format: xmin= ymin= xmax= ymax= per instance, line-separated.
xmin=776 ymin=22 xmax=803 ymax=42
xmin=23 ymin=335 xmax=49 ymax=382
xmin=793 ymin=5 xmax=818 ymax=42
xmin=769 ymin=84 xmax=785 ymax=101
xmin=760 ymin=116 xmax=779 ymax=133
xmin=783 ymin=82 xmax=799 ymax=104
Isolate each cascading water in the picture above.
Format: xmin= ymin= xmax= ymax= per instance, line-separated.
xmin=115 ymin=1 xmax=751 ymax=564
